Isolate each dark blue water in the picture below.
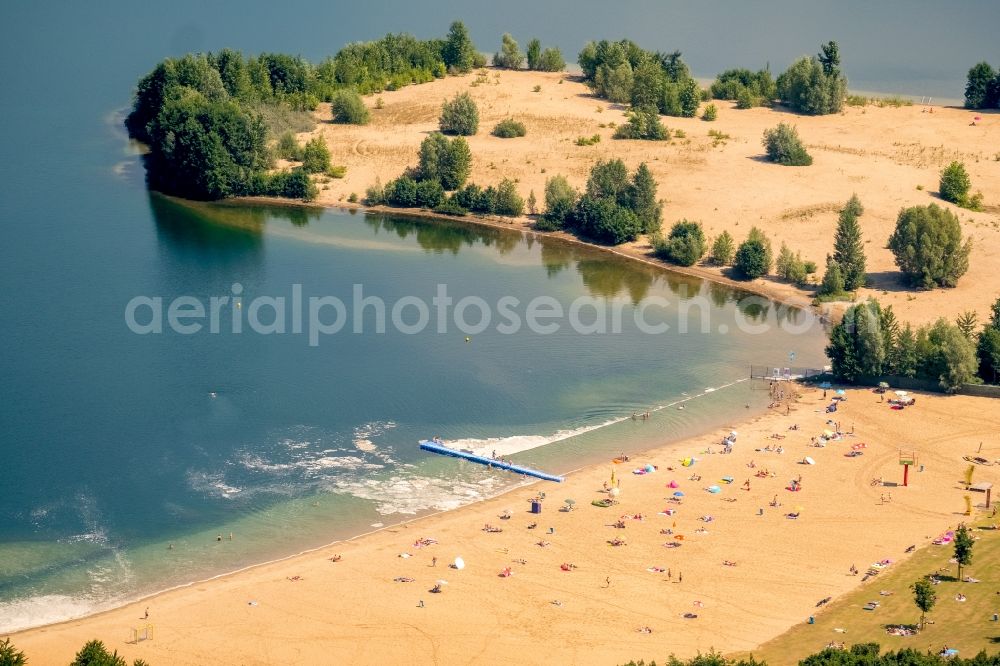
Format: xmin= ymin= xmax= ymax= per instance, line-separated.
xmin=9 ymin=0 xmax=980 ymax=631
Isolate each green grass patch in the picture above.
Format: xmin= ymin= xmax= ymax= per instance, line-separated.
xmin=746 ymin=523 xmax=1000 ymax=664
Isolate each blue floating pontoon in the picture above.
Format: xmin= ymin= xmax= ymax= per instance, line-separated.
xmin=419 ymin=440 xmax=564 ymax=482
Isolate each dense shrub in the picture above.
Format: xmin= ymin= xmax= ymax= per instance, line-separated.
xmin=775 ymin=242 xmax=809 ymax=285
xmin=492 ymin=118 xmax=527 ymax=138
xmin=711 ymin=230 xmax=735 ymax=265
xmin=887 ymin=204 xmax=971 ymax=288
xmin=526 ymin=40 xmax=566 ymax=72
xmin=571 ymin=195 xmax=642 ymax=245
xmin=439 ymin=92 xmax=479 ymax=135
xmin=442 ymin=21 xmax=477 ymax=74
xmin=613 ymin=107 xmax=668 ymax=140
xmin=275 ymin=131 xmax=302 ymax=160
xmin=417 ymin=133 xmax=472 ymax=190
xmin=776 ymin=42 xmax=847 ymax=115
xmin=491 ymin=179 xmax=525 ymax=216
xmin=541 ymin=175 xmax=578 ymax=228
xmin=300 ymin=136 xmax=331 ymax=173
xmin=385 ymin=176 xmax=418 ymax=207
xmin=414 ymin=179 xmax=445 ymax=208
xmin=964 ymin=61 xmax=1000 ymax=109
xmin=655 ymin=220 xmax=706 ymax=266
xmin=627 ymin=163 xmax=662 ymax=234
xmin=701 ymin=104 xmax=717 ymax=121
xmin=762 ymin=123 xmax=813 ymax=166
xmin=330 ymin=88 xmax=370 ymax=124
xmin=710 ymin=68 xmax=776 ymax=107
xmin=734 ymin=238 xmax=770 ymax=279
xmin=939 ymin=161 xmax=971 ymax=205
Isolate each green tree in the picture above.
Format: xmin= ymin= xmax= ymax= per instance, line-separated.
xmin=776 ymin=50 xmax=847 ymax=115
xmin=595 ymin=63 xmax=634 ymax=103
xmin=762 ymin=123 xmax=813 ymax=166
xmin=442 ymin=21 xmax=477 ymax=73
xmin=711 ymin=231 xmax=735 ymax=265
xmin=978 ymin=326 xmax=1000 ymax=384
xmin=702 ymin=104 xmax=718 ymax=121
xmin=585 ymin=159 xmax=631 ymax=206
xmin=417 ymin=133 xmax=471 ymax=190
xmin=656 ymin=220 xmax=706 ymax=266
xmin=70 ymin=639 xmax=135 ymax=666
xmin=747 ymin=226 xmax=773 ymax=268
xmin=541 ymin=175 xmax=578 ymax=228
xmin=275 ymin=131 xmax=302 ymax=161
xmin=527 ymin=189 xmax=537 ymax=215
xmin=954 ymin=523 xmax=974 ymax=580
xmin=892 ymin=324 xmax=919 ymax=377
xmin=300 ymin=136 xmax=331 ymax=173
xmin=439 ymin=92 xmax=479 ymax=135
xmin=0 ymin=638 xmax=27 ymax=666
xmin=965 ymin=61 xmax=998 ymax=109
xmin=911 ymin=578 xmax=936 ymax=630
xmin=493 ymin=33 xmax=524 ymax=70
xmin=940 ymin=161 xmax=971 ymax=205
xmin=956 ymin=310 xmax=978 ymax=340
xmin=826 ymin=300 xmax=888 ymax=382
xmin=537 ymin=48 xmax=565 ymax=72
xmin=832 ymin=196 xmax=867 ymax=290
xmin=526 ymin=39 xmax=541 ymax=71
xmin=820 ymin=261 xmax=846 ymax=296
xmin=677 ymin=78 xmax=702 ymax=117
xmin=630 ymin=61 xmax=666 ymax=111
xmin=627 ymin=163 xmax=662 ymax=234
xmin=919 ymin=318 xmax=980 ymax=391
xmin=734 ymin=238 xmax=769 ymax=280
xmin=571 ymin=195 xmax=642 ymax=245
xmin=492 ymin=178 xmax=525 ymax=216
xmin=330 ymin=88 xmax=370 ymax=124
xmin=887 ymin=204 xmax=972 ymax=288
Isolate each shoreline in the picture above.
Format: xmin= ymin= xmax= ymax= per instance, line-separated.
xmin=220 ymin=194 xmax=835 ymax=324
xmin=11 ymin=386 xmax=999 ymax=664
xmin=3 ymin=375 xmax=764 ymax=636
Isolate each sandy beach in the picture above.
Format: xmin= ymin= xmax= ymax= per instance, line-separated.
xmin=300 ymin=69 xmax=1000 ymax=327
xmin=11 ymin=386 xmax=999 ymax=665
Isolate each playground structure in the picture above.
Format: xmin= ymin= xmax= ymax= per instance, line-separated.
xmin=129 ymin=624 xmax=154 ymax=644
xmin=419 ymin=440 xmax=564 ymax=482
xmin=898 ymin=450 xmax=917 ymax=487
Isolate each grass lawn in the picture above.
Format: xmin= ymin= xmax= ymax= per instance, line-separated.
xmin=741 ymin=521 xmax=1000 ymax=664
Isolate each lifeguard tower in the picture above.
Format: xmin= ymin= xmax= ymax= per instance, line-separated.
xmin=899 ymin=450 xmax=917 ymax=487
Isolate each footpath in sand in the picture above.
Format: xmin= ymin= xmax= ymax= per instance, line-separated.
xmin=11 ymin=386 xmax=999 ymax=665
xmin=299 ymin=69 xmax=1000 ymax=327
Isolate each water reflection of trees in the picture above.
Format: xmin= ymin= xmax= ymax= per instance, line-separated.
xmin=576 ymin=259 xmax=655 ymax=304
xmin=362 ymin=213 xmax=522 ymax=255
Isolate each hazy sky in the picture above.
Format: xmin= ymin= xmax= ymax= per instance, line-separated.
xmin=4 ymin=1 xmax=999 ymax=101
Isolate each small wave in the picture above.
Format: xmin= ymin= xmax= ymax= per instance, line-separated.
xmin=330 ymin=474 xmax=506 ymax=516
xmin=186 ymin=470 xmax=244 ymax=499
xmin=0 ymin=594 xmax=118 ymax=634
xmin=445 ymin=419 xmax=625 ymax=458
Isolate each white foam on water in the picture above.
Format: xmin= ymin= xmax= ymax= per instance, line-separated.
xmin=446 ymin=419 xmax=626 ymax=458
xmin=0 ymin=594 xmax=120 ymax=634
xmin=186 ymin=470 xmax=244 ymax=499
xmin=329 ymin=474 xmax=507 ymax=516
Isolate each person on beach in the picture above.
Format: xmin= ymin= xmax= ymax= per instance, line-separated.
xmin=144 ymin=607 xmax=149 ymax=619
xmin=605 ymin=577 xmax=611 ymax=588
xmin=432 ymin=556 xmax=437 ymax=567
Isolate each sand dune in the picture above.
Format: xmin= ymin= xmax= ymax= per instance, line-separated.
xmin=11 ymin=386 xmax=999 ymax=665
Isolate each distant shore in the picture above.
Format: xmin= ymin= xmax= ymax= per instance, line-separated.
xmin=11 ymin=386 xmax=999 ymax=664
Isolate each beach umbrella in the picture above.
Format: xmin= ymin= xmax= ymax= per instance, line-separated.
xmin=668 ymin=480 xmax=679 ymax=488
xmin=564 ymin=499 xmax=576 ymax=509
xmin=974 ymin=116 xmax=982 ymax=121
xmin=436 ymin=579 xmax=449 ymax=586
xmin=878 ymin=382 xmax=890 ymax=389
xmin=453 ymin=557 xmax=465 ymax=570
xmin=835 ymin=389 xmax=846 ymax=396
xmin=610 ymin=487 xmax=621 ymax=498
xmin=804 ymin=457 xmax=816 ymax=465
xmin=673 ymin=491 xmax=685 ymax=497
xmin=819 ymin=381 xmax=832 ymax=389
xmin=894 ymin=390 xmax=908 ymax=397
xmin=823 ymin=429 xmax=835 ymax=438
xmin=645 ymin=464 xmax=655 ymax=473
xmin=707 ymin=485 xmax=721 ymax=494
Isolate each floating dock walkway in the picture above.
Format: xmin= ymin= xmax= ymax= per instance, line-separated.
xmin=419 ymin=440 xmax=564 ymax=482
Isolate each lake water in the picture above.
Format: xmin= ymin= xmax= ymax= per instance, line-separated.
xmin=9 ymin=0 xmax=979 ymax=632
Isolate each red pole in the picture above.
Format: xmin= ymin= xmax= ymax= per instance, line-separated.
xmin=903 ymin=464 xmax=909 ymax=487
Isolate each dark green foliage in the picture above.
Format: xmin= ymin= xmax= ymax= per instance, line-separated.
xmin=385 ymin=176 xmax=419 ymax=207
xmin=493 ymin=33 xmax=524 ymax=69
xmin=964 ymin=61 xmax=999 ymax=109
xmin=887 ymin=204 xmax=971 ymax=288
xmin=776 ymin=44 xmax=847 ymax=115
xmin=578 ymin=40 xmax=700 ymax=118
xmin=536 ymin=47 xmax=565 ymax=72
xmin=747 ymin=226 xmax=773 ymax=268
xmin=450 ymin=179 xmax=523 ymax=216
xmin=656 ymin=220 xmax=706 ymax=266
xmin=491 ymin=179 xmax=525 ymax=216
xmin=734 ymin=238 xmax=769 ymax=280
xmin=492 ymin=118 xmax=527 ymax=138
xmin=919 ymin=319 xmax=981 ymax=390
xmin=710 ymin=68 xmax=776 ymax=107
xmin=433 ymin=199 xmax=469 ymax=216
xmin=939 ymin=161 xmax=971 ymax=205
xmin=775 ymin=243 xmax=809 ymax=285
xmin=762 ymin=123 xmax=813 ymax=166
xmin=330 ymin=89 xmax=370 ymax=124
xmin=586 ymin=159 xmax=631 ymax=206
xmin=613 ymin=107 xmax=668 ymax=140
xmin=144 ymin=89 xmax=271 ymax=200
xmin=571 ymin=195 xmax=642 ymax=245
xmin=826 ymin=300 xmax=889 ymax=382
xmin=439 ymin=92 xmax=479 ymax=136
xmin=542 ymin=175 xmax=578 ymax=228
xmin=526 ymin=39 xmax=541 ymax=71
xmin=628 ymin=163 xmax=662 ymax=234
xmin=414 ymin=179 xmax=445 ymax=208
xmin=977 ymin=326 xmax=1000 ymax=384
xmin=300 ymin=136 xmax=331 ymax=173
xmin=417 ymin=133 xmax=472 ymax=190
xmin=0 ymin=637 xmax=27 ymax=666
xmin=260 ymin=168 xmax=317 ymax=200
xmin=954 ymin=523 xmax=974 ymax=579
xmin=711 ymin=231 xmax=735 ymax=265
xmin=832 ymin=195 xmax=867 ymax=290
xmin=443 ymin=21 xmax=477 ymax=74
xmin=70 ymin=639 xmax=141 ymax=666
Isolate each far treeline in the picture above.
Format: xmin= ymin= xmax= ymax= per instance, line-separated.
xmin=619 ymin=641 xmax=1000 ymax=665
